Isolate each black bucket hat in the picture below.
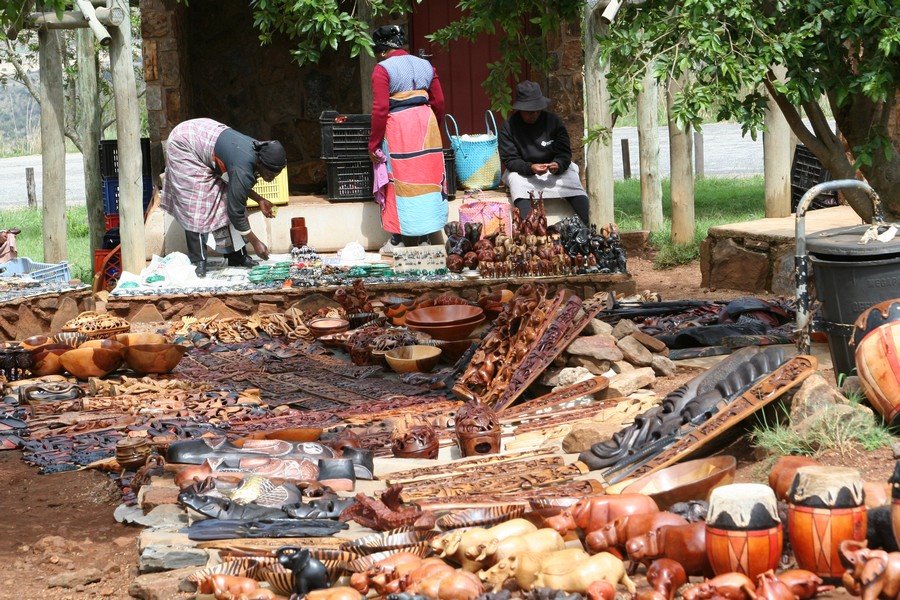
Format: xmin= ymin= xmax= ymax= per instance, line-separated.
xmin=512 ymin=80 xmax=551 ymax=111
xmin=373 ymin=25 xmax=406 ymax=53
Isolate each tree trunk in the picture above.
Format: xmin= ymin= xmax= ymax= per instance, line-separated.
xmin=109 ymin=0 xmax=145 ymax=274
xmin=358 ymin=0 xmax=375 ymax=112
xmin=666 ymin=77 xmax=695 ymax=245
xmin=763 ymin=67 xmax=792 ymax=218
xmin=39 ymin=29 xmax=67 ymax=263
xmin=583 ymin=6 xmax=614 ymax=226
xmin=636 ymin=65 xmax=663 ymax=232
xmin=77 ymin=28 xmax=104 ymax=266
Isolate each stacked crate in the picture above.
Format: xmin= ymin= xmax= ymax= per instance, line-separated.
xmin=320 ymin=111 xmax=456 ymax=202
xmin=790 ymin=144 xmax=839 ymax=212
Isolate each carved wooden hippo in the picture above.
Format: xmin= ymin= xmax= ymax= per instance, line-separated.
xmin=775 ymin=569 xmax=833 ymax=599
xmin=469 ymin=528 xmax=565 ymax=566
xmin=431 ymin=519 xmax=537 ymax=572
xmin=586 ymin=511 xmax=688 ymax=555
xmin=625 ymin=522 xmax=711 ymax=577
xmin=645 ymin=558 xmax=687 ymax=600
xmin=587 ymin=580 xmax=616 ymax=600
xmin=532 ymin=551 xmax=636 ymax=594
xmin=349 ymin=552 xmax=424 ymax=594
xmin=198 ymin=574 xmax=277 ymax=600
xmin=306 ymin=587 xmax=364 ymax=600
xmin=406 ymin=565 xmax=484 ymax=600
xmin=477 ymin=548 xmax=590 ymax=592
xmin=682 ymin=573 xmax=757 ymax=600
xmin=756 ymin=571 xmax=795 ymax=600
xmin=545 ymin=494 xmax=659 ymax=536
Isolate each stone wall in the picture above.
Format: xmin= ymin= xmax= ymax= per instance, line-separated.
xmin=700 ymin=235 xmax=796 ymax=295
xmin=544 ymin=20 xmax=585 ymax=167
xmin=0 ymin=292 xmax=95 ymax=341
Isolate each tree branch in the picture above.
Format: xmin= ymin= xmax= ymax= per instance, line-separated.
xmin=3 ymin=38 xmax=40 ymax=104
xmin=763 ymin=76 xmax=825 ymax=156
xmin=802 ymin=100 xmax=839 ymax=149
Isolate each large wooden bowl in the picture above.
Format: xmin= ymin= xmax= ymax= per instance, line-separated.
xmin=79 ymin=339 xmax=126 ymax=353
xmin=114 ymin=332 xmax=168 ymax=347
xmin=407 ymin=317 xmax=485 ymax=341
xmin=30 ymin=343 xmax=73 ymax=376
xmin=621 ymin=455 xmax=737 ymax=508
xmin=385 ymin=345 xmax=442 ymax=374
xmin=52 ymin=331 xmax=88 ymax=348
xmin=59 ymin=347 xmax=123 ymax=379
xmin=21 ymin=335 xmax=55 ymax=351
xmin=123 ymin=343 xmax=187 ymax=374
xmin=405 ymin=305 xmax=484 ymax=326
xmin=309 ymin=318 xmax=351 ymax=338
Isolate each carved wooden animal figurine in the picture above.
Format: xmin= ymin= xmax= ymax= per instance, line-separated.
xmin=349 ymin=552 xmax=424 ymax=594
xmin=756 ymin=571 xmax=795 ymax=600
xmin=545 ymin=494 xmax=659 ymax=536
xmin=470 ymin=527 xmax=565 ymax=565
xmin=681 ymin=573 xmax=757 ymax=600
xmin=477 ymin=548 xmax=590 ymax=592
xmin=277 ymin=546 xmax=330 ymax=597
xmin=432 ymin=519 xmax=537 ymax=571
xmin=587 ymin=580 xmax=616 ymax=600
xmin=306 ymin=587 xmax=364 ymax=600
xmin=198 ymin=575 xmax=277 ymax=600
xmin=586 ymin=511 xmax=688 ymax=555
xmin=775 ymin=569 xmax=833 ymax=599
xmin=840 ymin=540 xmax=900 ymax=600
xmin=625 ymin=522 xmax=712 ymax=576
xmin=645 ymin=558 xmax=688 ymax=600
xmin=406 ymin=565 xmax=484 ymax=600
xmin=531 ymin=551 xmax=636 ymax=594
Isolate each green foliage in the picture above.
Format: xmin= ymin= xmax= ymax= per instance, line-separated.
xmin=1 ymin=206 xmax=92 ymax=280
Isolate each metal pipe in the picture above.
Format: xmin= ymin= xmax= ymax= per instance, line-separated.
xmin=794 ymin=179 xmax=882 ymax=354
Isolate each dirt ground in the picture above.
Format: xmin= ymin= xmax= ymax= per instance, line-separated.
xmin=0 ymin=257 xmax=849 ymax=599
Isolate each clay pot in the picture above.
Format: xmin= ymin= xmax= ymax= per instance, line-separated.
xmin=621 ymin=455 xmax=737 ymax=509
xmin=405 ymin=305 xmax=484 ymax=326
xmin=309 ymin=318 xmax=350 ymax=338
xmin=30 ymin=343 xmax=74 ymax=376
xmin=116 ymin=438 xmax=152 ymax=470
xmin=787 ymin=466 xmax=867 ymax=578
xmin=385 ymin=345 xmax=442 ymax=374
xmin=855 ymin=321 xmax=900 ymax=425
xmin=59 ymin=347 xmax=123 ymax=379
xmin=115 ymin=332 xmax=168 ymax=347
xmin=706 ymin=483 xmax=782 ymax=579
xmin=123 ymin=343 xmax=187 ymax=374
xmin=291 ymin=226 xmax=309 ymax=248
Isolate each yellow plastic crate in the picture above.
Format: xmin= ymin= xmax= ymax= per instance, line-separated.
xmin=249 ymin=169 xmax=289 ymax=206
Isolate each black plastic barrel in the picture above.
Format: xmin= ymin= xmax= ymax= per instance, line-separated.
xmin=807 ymin=224 xmax=900 ymax=375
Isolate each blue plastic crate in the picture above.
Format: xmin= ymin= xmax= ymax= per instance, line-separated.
xmin=102 ymin=176 xmax=153 ymax=215
xmin=0 ymin=257 xmax=71 ymax=283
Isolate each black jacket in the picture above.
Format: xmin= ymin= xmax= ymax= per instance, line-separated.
xmin=498 ymin=111 xmax=573 ymax=177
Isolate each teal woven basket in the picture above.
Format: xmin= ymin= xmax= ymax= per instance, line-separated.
xmin=445 ymin=111 xmax=502 ymax=190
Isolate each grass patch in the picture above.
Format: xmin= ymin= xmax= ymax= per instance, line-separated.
xmin=612 ymin=176 xmax=765 ymax=268
xmin=0 ymin=206 xmax=92 ymax=281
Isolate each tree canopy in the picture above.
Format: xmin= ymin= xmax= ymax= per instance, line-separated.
xmin=601 ymin=0 xmax=899 ymax=219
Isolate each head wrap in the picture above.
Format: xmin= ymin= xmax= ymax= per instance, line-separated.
xmin=253 ymin=140 xmax=287 ymax=172
xmin=373 ymin=25 xmax=406 ymax=53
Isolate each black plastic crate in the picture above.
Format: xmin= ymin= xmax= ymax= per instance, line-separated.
xmin=790 ymin=144 xmax=838 ymax=212
xmin=320 ymin=111 xmax=372 ymax=159
xmin=99 ymin=138 xmax=152 ymax=179
xmin=326 ymin=149 xmax=457 ymax=202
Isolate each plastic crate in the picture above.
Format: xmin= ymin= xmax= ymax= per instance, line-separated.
xmin=99 ymin=138 xmax=152 ymax=179
xmin=94 ymin=249 xmax=122 ymax=290
xmin=0 ymin=257 xmax=71 ymax=283
xmin=105 ymin=214 xmax=119 ymax=231
xmin=102 ymin=176 xmax=153 ymax=215
xmin=320 ymin=111 xmax=372 ymax=159
xmin=790 ymin=144 xmax=838 ymax=212
xmin=248 ymin=169 xmax=290 ymax=207
xmin=325 ymin=150 xmax=457 ymax=202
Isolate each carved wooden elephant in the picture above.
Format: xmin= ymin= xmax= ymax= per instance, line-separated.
xmin=625 ymin=522 xmax=711 ymax=577
xmin=477 ymin=548 xmax=590 ymax=592
xmin=470 ymin=527 xmax=565 ymax=566
xmin=682 ymin=573 xmax=757 ymax=600
xmin=532 ymin=551 xmax=636 ymax=594
xmin=840 ymin=540 xmax=900 ymax=600
xmin=545 ymin=494 xmax=659 ymax=536
xmin=586 ymin=511 xmax=688 ymax=555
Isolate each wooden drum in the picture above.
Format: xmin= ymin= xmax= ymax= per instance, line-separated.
xmin=787 ymin=466 xmax=867 ymax=578
xmin=855 ymin=321 xmax=900 ymax=426
xmin=706 ymin=483 xmax=783 ymax=579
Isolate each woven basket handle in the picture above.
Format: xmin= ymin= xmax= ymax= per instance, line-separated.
xmin=444 ymin=114 xmax=460 ymax=140
xmin=484 ymin=110 xmax=499 ymax=137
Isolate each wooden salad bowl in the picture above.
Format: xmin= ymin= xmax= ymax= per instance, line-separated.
xmin=123 ymin=343 xmax=187 ymax=374
xmin=59 ymin=347 xmax=123 ymax=379
xmin=621 ymin=455 xmax=737 ymax=508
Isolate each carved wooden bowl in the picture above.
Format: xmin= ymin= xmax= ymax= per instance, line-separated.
xmin=405 ymin=305 xmax=485 ymax=326
xmin=51 ymin=332 xmax=88 ymax=348
xmin=59 ymin=347 xmax=123 ymax=379
xmin=309 ymin=318 xmax=351 ymax=338
xmin=30 ymin=343 xmax=75 ymax=376
xmin=115 ymin=332 xmax=168 ymax=347
xmin=436 ymin=505 xmax=527 ymax=531
xmin=123 ymin=343 xmax=188 ymax=374
xmin=381 ymin=296 xmax=417 ymax=309
xmin=406 ymin=317 xmax=486 ymax=341
xmin=427 ymin=338 xmax=479 ymax=363
xmin=259 ymin=559 xmax=347 ymax=593
xmin=340 ymin=528 xmax=439 ymax=555
xmin=344 ymin=548 xmax=431 ymax=573
xmin=528 ymin=497 xmax=581 ymax=521
xmin=621 ymin=455 xmax=737 ymax=509
xmin=79 ymin=339 xmax=126 ymax=353
xmin=385 ymin=345 xmax=442 ymax=374
xmin=21 ymin=335 xmax=55 ymax=351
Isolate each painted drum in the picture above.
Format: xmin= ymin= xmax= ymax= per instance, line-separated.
xmin=787 ymin=466 xmax=867 ymax=578
xmin=855 ymin=321 xmax=900 ymax=425
xmin=850 ymin=298 xmax=900 ymax=348
xmin=706 ymin=483 xmax=782 ymax=579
